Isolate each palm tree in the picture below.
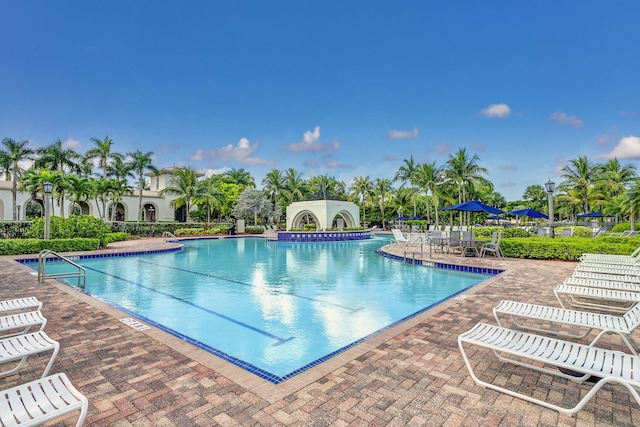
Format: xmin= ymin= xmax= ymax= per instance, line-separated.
xmin=0 ymin=138 xmax=35 ymax=220
xmin=18 ymin=169 xmax=64 ymax=216
xmin=128 ymin=150 xmax=157 ymax=221
xmin=107 ymin=179 xmax=134 ymax=221
xmin=35 ymin=139 xmax=81 ymax=174
xmin=414 ymin=162 xmax=445 ymax=226
xmin=225 ymin=168 xmax=256 ymax=189
xmin=308 ymin=174 xmax=335 ymax=200
xmin=560 ymin=156 xmax=598 ymax=215
xmin=67 ymin=175 xmax=94 ymax=214
xmin=625 ymin=179 xmax=640 ymax=231
xmin=161 ymin=167 xmax=200 ymax=223
xmin=522 ymin=185 xmax=547 ymax=212
xmin=445 ymin=148 xmax=489 ymax=225
xmin=85 ymin=136 xmax=123 ymax=179
xmin=195 ymin=177 xmax=223 ymax=223
xmin=394 ymin=156 xmax=420 ymax=217
xmin=373 ymin=178 xmax=394 ymax=229
xmin=262 ymin=169 xmax=284 ymax=221
xmin=281 ymin=168 xmax=305 ymax=205
xmin=349 ymin=176 xmax=373 ymax=227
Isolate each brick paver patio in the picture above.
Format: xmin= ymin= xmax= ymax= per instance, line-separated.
xmin=1 ymin=237 xmax=639 ymax=426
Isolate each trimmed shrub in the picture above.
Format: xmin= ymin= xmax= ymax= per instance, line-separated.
xmin=27 ymin=215 xmax=111 ymax=246
xmin=244 ymin=226 xmax=264 ymax=234
xmin=0 ymin=238 xmax=101 ymax=255
xmin=501 ymin=236 xmax=638 ymax=261
xmin=103 ymin=232 xmax=129 ymax=245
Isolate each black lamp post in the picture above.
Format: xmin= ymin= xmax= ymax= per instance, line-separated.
xmin=545 ymin=178 xmax=555 ymax=238
xmin=43 ymin=182 xmax=53 ymax=240
xmin=17 ymin=204 xmax=21 ymax=220
xmin=148 ymin=207 xmax=154 ymax=222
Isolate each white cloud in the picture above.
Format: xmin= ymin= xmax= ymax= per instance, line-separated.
xmin=549 ymin=112 xmax=584 ymax=127
xmin=620 ymin=111 xmax=637 ymax=117
xmin=480 ymin=103 xmax=511 ymax=118
xmin=281 ymin=126 xmax=339 ymax=152
xmin=189 ymin=138 xmax=274 ymax=165
xmin=388 ymin=127 xmax=419 ymax=139
xmin=62 ymin=138 xmax=81 ymax=149
xmin=202 ymin=167 xmax=230 ymax=178
xmin=597 ymin=135 xmax=640 ymax=160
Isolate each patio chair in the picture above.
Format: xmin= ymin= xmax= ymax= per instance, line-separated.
xmin=447 ymin=231 xmax=462 ymax=254
xmin=480 ymin=232 xmax=503 ymax=258
xmin=493 ymin=300 xmax=640 ymax=354
xmin=0 ymin=331 xmax=60 ymax=378
xmin=458 ymin=322 xmax=640 ymax=416
xmin=0 ymin=297 xmax=42 ymax=313
xmin=428 ymin=230 xmax=446 ymax=253
xmin=0 ymin=311 xmax=47 ymax=338
xmin=0 ymin=373 xmax=88 ymax=427
xmin=561 ymin=228 xmax=573 ymax=237
xmin=554 ymin=284 xmax=640 ymax=313
xmin=390 ymin=229 xmax=409 ymax=245
xmin=460 ymin=230 xmax=479 ymax=257
xmin=573 ymin=262 xmax=640 ymax=276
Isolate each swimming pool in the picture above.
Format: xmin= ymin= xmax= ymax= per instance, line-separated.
xmin=29 ymin=236 xmax=493 ymax=383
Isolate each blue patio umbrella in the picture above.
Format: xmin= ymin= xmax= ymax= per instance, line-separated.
xmin=394 ymin=215 xmax=409 ymax=221
xmin=441 ymin=200 xmax=504 ymax=214
xmin=487 ymin=214 xmax=505 ymax=220
xmin=577 ymin=212 xmax=604 ymax=218
xmin=510 ymin=208 xmax=549 ymax=219
xmin=409 ymin=216 xmax=423 ymax=220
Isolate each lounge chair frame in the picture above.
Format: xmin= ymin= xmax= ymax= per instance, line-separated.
xmin=0 ymin=331 xmax=60 ymax=378
xmin=0 ymin=311 xmax=47 ymax=338
xmin=0 ymin=297 xmax=42 ymax=314
xmin=0 ymin=373 xmax=88 ymax=427
xmin=459 ymin=322 xmax=640 ymax=416
xmin=554 ymin=284 xmax=640 ymax=313
xmin=493 ymin=300 xmax=640 ymax=354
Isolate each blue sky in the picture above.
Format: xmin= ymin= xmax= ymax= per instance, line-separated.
xmin=1 ymin=1 xmax=638 ymax=201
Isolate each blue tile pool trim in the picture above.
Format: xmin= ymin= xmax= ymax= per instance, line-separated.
xmin=16 ymin=246 xmax=185 ymax=265
xmin=19 ymin=241 xmax=499 ymax=385
xmin=375 ymin=249 xmax=504 ymax=275
xmin=277 ymin=230 xmax=371 ymax=242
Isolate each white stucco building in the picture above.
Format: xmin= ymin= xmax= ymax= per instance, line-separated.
xmin=0 ymin=167 xmax=194 ymax=222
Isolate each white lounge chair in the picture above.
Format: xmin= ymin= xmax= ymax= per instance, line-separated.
xmin=580 ymin=246 xmax=640 ymax=262
xmin=0 ymin=373 xmax=88 ymax=427
xmin=554 ymin=284 xmax=640 ymax=312
xmin=564 ymin=277 xmax=640 ymax=293
xmin=0 ymin=297 xmax=42 ymax=313
xmin=574 ymin=263 xmax=640 ymax=276
xmin=0 ymin=311 xmax=47 ymax=338
xmin=493 ymin=300 xmax=640 ymax=354
xmin=458 ymin=322 xmax=640 ymax=416
xmin=572 ymin=270 xmax=640 ymax=283
xmin=390 ymin=229 xmax=409 ymax=245
xmin=0 ymin=331 xmax=59 ymax=378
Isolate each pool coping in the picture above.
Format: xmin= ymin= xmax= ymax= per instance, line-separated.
xmin=12 ymin=237 xmax=509 ymax=401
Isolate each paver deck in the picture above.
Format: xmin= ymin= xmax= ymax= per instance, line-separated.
xmin=1 ymin=236 xmax=639 ymax=426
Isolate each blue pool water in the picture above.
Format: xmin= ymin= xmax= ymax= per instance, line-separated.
xmin=29 ymin=236 xmax=492 ymax=382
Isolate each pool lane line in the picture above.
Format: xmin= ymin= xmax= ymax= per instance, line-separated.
xmin=137 ymin=259 xmax=364 ymax=314
xmin=81 ymin=265 xmax=294 ymax=346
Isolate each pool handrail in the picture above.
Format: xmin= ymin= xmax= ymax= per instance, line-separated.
xmin=162 ymin=231 xmax=179 ymax=243
xmin=37 ymin=250 xmax=86 ymax=289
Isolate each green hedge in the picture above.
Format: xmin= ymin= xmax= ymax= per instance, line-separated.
xmin=103 ymin=232 xmax=130 ymax=245
xmin=0 ymin=238 xmax=101 ymax=256
xmin=501 ymin=236 xmax=639 ymax=261
xmin=27 ymin=216 xmax=111 ymax=246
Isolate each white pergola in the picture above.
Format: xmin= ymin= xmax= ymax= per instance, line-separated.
xmin=286 ymin=200 xmax=360 ymax=231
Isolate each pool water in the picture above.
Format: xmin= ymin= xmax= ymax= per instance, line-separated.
xmin=35 ymin=236 xmax=491 ymax=382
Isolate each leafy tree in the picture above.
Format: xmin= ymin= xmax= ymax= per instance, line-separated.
xmin=522 ymin=184 xmax=546 ymax=211
xmin=35 ymin=139 xmax=81 ymax=174
xmin=262 ymin=168 xmax=285 ymax=213
xmin=231 ymin=188 xmax=273 ymax=226
xmin=195 ymin=176 xmax=223 ymax=223
xmin=560 ymin=156 xmax=599 ymax=215
xmin=282 ymin=168 xmax=305 ymax=205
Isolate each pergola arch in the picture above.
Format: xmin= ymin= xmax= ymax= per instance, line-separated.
xmin=286 ymin=200 xmax=360 ymax=231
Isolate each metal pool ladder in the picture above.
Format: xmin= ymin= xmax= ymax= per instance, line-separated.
xmin=162 ymin=231 xmax=179 ymax=242
xmin=37 ymin=250 xmax=86 ymax=288
xmin=403 ymin=236 xmax=431 ymax=262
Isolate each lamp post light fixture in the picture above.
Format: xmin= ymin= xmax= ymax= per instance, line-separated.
xmin=148 ymin=207 xmax=154 ymax=222
xmin=43 ymin=182 xmax=53 ymax=240
xmin=17 ymin=204 xmax=21 ymax=220
xmin=545 ymin=178 xmax=555 ymax=238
